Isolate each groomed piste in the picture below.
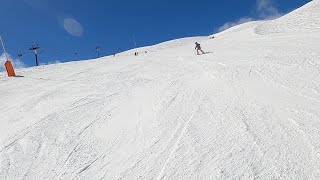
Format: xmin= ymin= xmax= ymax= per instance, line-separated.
xmin=1 ymin=1 xmax=320 ymax=179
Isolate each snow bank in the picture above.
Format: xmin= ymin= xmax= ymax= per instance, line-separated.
xmin=1 ymin=1 xmax=320 ymax=179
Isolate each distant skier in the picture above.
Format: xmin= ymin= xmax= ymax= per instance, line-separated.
xmin=195 ymin=42 xmax=205 ymax=55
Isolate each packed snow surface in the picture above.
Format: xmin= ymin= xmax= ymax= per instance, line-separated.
xmin=1 ymin=1 xmax=320 ymax=179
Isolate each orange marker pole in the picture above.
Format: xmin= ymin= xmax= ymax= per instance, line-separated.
xmin=4 ymin=60 xmax=15 ymax=77
xmin=0 ymin=35 xmax=16 ymax=77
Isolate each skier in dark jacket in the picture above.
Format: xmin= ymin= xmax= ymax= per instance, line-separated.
xmin=195 ymin=42 xmax=205 ymax=55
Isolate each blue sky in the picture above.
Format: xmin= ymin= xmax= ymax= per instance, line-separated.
xmin=0 ymin=0 xmax=310 ymax=68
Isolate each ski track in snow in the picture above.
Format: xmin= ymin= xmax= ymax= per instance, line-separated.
xmin=157 ymin=93 xmax=201 ymax=180
xmin=1 ymin=1 xmax=320 ymax=179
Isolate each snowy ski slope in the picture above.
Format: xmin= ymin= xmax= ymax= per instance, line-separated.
xmin=1 ymin=1 xmax=320 ymax=179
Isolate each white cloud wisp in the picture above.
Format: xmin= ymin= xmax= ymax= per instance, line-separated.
xmin=256 ymin=0 xmax=282 ymax=19
xmin=216 ymin=0 xmax=282 ymax=33
xmin=63 ymin=18 xmax=84 ymax=37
